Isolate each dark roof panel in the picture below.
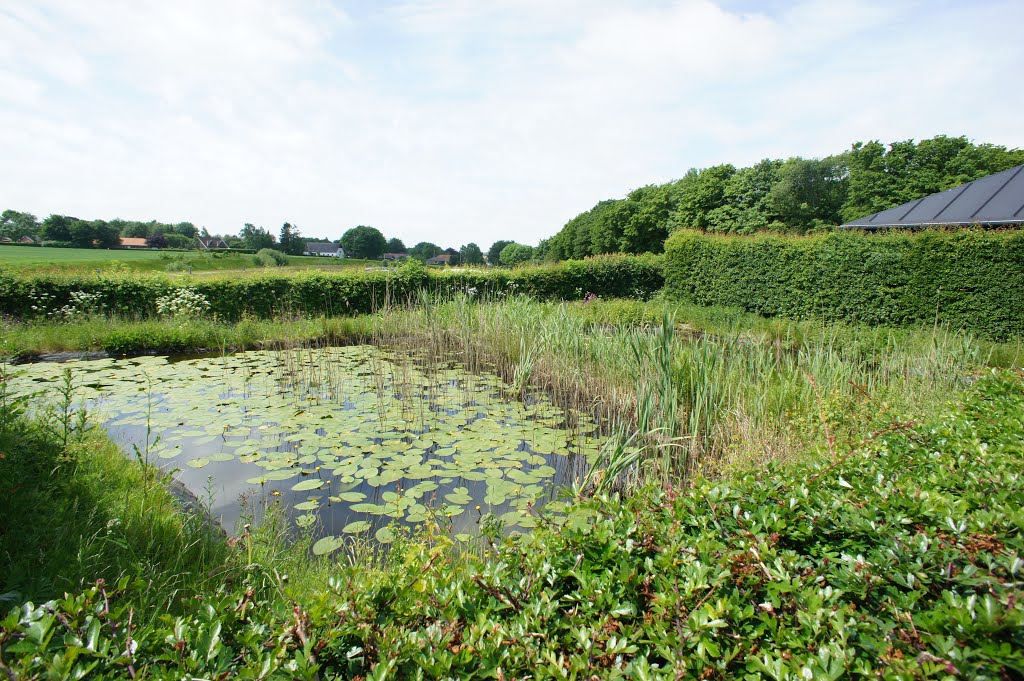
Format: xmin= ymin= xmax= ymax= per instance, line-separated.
xmin=841 ymin=164 xmax=1024 ymax=228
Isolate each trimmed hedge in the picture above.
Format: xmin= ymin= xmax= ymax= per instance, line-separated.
xmin=0 ymin=254 xmax=663 ymax=322
xmin=664 ymin=229 xmax=1024 ymax=339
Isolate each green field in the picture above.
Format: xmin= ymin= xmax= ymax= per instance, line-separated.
xmin=0 ymin=245 xmax=378 ymax=273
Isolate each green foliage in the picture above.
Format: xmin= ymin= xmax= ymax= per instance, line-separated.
xmin=162 ymin=232 xmax=193 ymax=249
xmin=665 ymin=229 xmax=1024 ymax=340
xmin=486 ymin=239 xmax=513 ymax=264
xmin=277 ymin=222 xmax=304 ymax=256
xmin=0 ymin=395 xmax=231 ymax=611
xmin=545 ymin=135 xmax=1024 ymax=259
xmin=253 ymin=247 xmax=289 ymax=267
xmin=459 ymin=242 xmax=484 ymax=265
xmin=0 ymin=255 xmax=664 ymax=323
xmin=385 ymin=237 xmax=406 ymax=253
xmin=0 ymin=210 xmax=40 ymax=240
xmin=409 ymin=241 xmax=443 ymax=262
xmin=239 ymin=223 xmax=276 ymax=251
xmin=842 ymin=136 xmax=1024 ymax=222
xmin=497 ymin=242 xmax=533 ymax=266
xmin=3 ymin=373 xmax=1022 ymax=678
xmin=764 ymin=156 xmax=847 ymax=232
xmin=340 ymin=225 xmax=387 ymax=259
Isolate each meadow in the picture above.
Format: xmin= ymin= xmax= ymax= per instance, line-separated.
xmin=0 ymin=244 xmax=378 ymax=274
xmin=1 ymin=243 xmax=1022 ymax=677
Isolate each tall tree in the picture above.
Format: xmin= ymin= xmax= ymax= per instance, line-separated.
xmin=67 ymin=219 xmax=97 ymax=248
xmin=486 ymin=240 xmax=513 ymax=265
xmin=409 ymin=242 xmax=442 ymax=262
xmin=385 ymin=237 xmax=406 ymax=253
xmin=121 ymin=222 xmax=151 ymax=238
xmin=498 ymin=243 xmax=534 ymax=267
xmin=765 ymin=157 xmax=847 ymax=231
xmin=459 ymin=242 xmax=484 ymax=265
xmin=340 ymin=225 xmax=387 ymax=259
xmin=0 ymin=210 xmax=40 ymax=239
xmin=669 ymin=164 xmax=736 ymax=231
xmin=240 ymin=223 xmax=275 ymax=250
xmin=277 ymin=222 xmax=304 ymax=255
xmin=41 ymin=214 xmax=76 ymax=242
xmin=173 ymin=222 xmax=199 ymax=238
xmin=93 ymin=220 xmax=122 ymax=248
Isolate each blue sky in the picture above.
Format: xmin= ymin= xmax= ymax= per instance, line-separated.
xmin=1 ymin=1 xmax=1021 ymax=247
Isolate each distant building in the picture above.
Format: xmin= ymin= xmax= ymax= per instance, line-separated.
xmin=119 ymin=237 xmax=149 ymax=249
xmin=303 ymin=242 xmax=344 ymax=257
xmin=425 ymin=254 xmax=453 ymax=266
xmin=196 ymin=236 xmax=229 ymax=249
xmin=0 ymin=237 xmax=12 ymax=243
xmin=841 ymin=163 xmax=1024 ymax=229
xmin=382 ymin=252 xmax=410 ymax=261
xmin=18 ymin=236 xmax=37 ymax=244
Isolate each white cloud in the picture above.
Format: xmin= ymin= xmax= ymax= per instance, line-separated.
xmin=0 ymin=0 xmax=1021 ymax=246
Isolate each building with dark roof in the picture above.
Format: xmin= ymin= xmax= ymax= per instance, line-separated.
xmin=841 ymin=164 xmax=1024 ymax=229
xmin=303 ymin=242 xmax=344 ymax=257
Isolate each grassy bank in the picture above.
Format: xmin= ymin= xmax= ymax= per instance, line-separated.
xmin=3 ymin=370 xmax=1021 ymax=678
xmin=0 ymin=370 xmax=231 ymax=612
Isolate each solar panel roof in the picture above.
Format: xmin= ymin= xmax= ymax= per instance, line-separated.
xmin=841 ymin=164 xmax=1024 ymax=229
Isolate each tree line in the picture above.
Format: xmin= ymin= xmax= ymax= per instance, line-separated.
xmin=0 ymin=211 xmax=526 ymax=267
xmin=540 ymin=135 xmax=1024 ymax=261
xmin=0 ymin=212 xmax=201 ymax=249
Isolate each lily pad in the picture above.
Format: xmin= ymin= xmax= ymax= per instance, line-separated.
xmin=291 ymin=479 xmax=325 ymax=492
xmin=312 ymin=535 xmax=345 ymax=556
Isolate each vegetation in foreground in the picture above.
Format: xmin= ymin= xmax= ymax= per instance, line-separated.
xmin=2 ymin=369 xmax=1021 ymax=678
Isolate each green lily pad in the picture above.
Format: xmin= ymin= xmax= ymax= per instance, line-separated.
xmin=342 ymin=521 xmax=371 ymax=534
xmin=312 ymin=535 xmax=344 ymax=556
xmin=291 ymin=479 xmax=325 ymax=492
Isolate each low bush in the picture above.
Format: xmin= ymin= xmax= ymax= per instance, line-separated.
xmin=664 ymin=229 xmax=1024 ymax=340
xmin=253 ymin=248 xmax=289 ymax=267
xmin=2 ymin=371 xmax=1022 ymax=678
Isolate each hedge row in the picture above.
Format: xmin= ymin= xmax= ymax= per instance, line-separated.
xmin=0 ymin=255 xmax=664 ymax=322
xmin=664 ymin=229 xmax=1024 ymax=339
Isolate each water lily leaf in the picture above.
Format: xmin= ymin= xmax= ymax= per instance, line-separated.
xmin=335 ymin=491 xmax=366 ymax=502
xmin=186 ymin=457 xmax=210 ymax=469
xmin=291 ymin=479 xmax=325 ymax=492
xmin=375 ymin=527 xmax=396 ymax=544
xmin=312 ymin=535 xmax=344 ymax=556
xmin=342 ymin=521 xmax=371 ymax=534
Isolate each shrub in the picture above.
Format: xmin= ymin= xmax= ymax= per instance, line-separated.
xmin=253 ymin=248 xmax=289 ymax=267
xmin=664 ymin=229 xmax=1024 ymax=339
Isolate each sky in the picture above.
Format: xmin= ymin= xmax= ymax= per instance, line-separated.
xmin=1 ymin=1 xmax=1022 ymax=248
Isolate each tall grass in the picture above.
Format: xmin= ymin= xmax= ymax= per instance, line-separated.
xmin=0 ymin=372 xmax=232 ymax=617
xmin=3 ymin=294 xmax=1017 ymax=487
xmin=361 ymin=294 xmax=1004 ymax=484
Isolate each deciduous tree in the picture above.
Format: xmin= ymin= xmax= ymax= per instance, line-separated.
xmin=340 ymin=225 xmax=387 ymax=259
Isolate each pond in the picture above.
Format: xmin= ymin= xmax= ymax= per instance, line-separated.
xmin=5 ymin=346 xmax=607 ymax=551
